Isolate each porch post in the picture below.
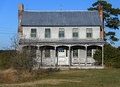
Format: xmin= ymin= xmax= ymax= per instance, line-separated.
xmin=57 ymin=47 xmax=58 ymax=66
xmin=41 ymin=47 xmax=43 ymax=66
xmin=69 ymin=46 xmax=71 ymax=67
xmin=54 ymin=46 xmax=56 ymax=67
xmin=102 ymin=45 xmax=104 ymax=67
xmin=85 ymin=45 xmax=87 ymax=68
xmin=37 ymin=46 xmax=40 ymax=68
xmin=79 ymin=49 xmax=80 ymax=68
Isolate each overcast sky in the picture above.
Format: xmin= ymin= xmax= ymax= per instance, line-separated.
xmin=0 ymin=0 xmax=120 ymax=49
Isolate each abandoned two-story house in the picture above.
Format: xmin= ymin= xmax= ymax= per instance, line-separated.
xmin=18 ymin=4 xmax=105 ymax=69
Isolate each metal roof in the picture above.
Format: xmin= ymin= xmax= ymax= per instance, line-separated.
xmin=21 ymin=11 xmax=102 ymax=26
xmin=19 ymin=39 xmax=106 ymax=44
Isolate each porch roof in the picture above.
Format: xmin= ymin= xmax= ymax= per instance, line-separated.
xmin=19 ymin=39 xmax=106 ymax=44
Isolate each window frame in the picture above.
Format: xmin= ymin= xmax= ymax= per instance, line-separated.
xmin=30 ymin=28 xmax=37 ymax=38
xmin=87 ymin=49 xmax=92 ymax=57
xmin=59 ymin=28 xmax=65 ymax=38
xmin=86 ymin=28 xmax=92 ymax=38
xmin=72 ymin=28 xmax=79 ymax=39
xmin=45 ymin=28 xmax=51 ymax=38
xmin=73 ymin=49 xmax=78 ymax=58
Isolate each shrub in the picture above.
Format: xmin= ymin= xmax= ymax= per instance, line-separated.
xmin=93 ymin=49 xmax=102 ymax=65
xmin=0 ymin=50 xmax=16 ymax=70
xmin=0 ymin=68 xmax=18 ymax=83
xmin=93 ymin=44 xmax=120 ymax=68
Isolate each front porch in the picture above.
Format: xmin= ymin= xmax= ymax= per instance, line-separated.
xmin=22 ymin=44 xmax=104 ymax=69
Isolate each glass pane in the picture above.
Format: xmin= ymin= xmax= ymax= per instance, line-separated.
xmin=45 ymin=28 xmax=51 ymax=38
xmin=31 ymin=29 xmax=36 ymax=33
xmin=73 ymin=49 xmax=78 ymax=58
xmin=73 ymin=28 xmax=78 ymax=32
xmin=73 ymin=32 xmax=78 ymax=38
xmin=73 ymin=28 xmax=78 ymax=38
xmin=59 ymin=28 xmax=65 ymax=38
xmin=86 ymin=28 xmax=92 ymax=33
xmin=87 ymin=49 xmax=92 ymax=57
xmin=87 ymin=33 xmax=92 ymax=38
xmin=31 ymin=29 xmax=36 ymax=37
xmin=86 ymin=28 xmax=92 ymax=38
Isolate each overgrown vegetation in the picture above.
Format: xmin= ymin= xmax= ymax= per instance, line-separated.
xmin=94 ymin=44 xmax=120 ymax=68
xmin=0 ymin=68 xmax=59 ymax=83
xmin=0 ymin=69 xmax=120 ymax=87
xmin=0 ymin=50 xmax=16 ymax=70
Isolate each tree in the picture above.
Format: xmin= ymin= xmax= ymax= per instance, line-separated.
xmin=88 ymin=0 xmax=120 ymax=44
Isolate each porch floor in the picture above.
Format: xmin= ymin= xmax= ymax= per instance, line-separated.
xmin=33 ymin=65 xmax=104 ymax=70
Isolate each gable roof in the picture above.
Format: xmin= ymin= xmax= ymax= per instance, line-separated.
xmin=21 ymin=11 xmax=102 ymax=26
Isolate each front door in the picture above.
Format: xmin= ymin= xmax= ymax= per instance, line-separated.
xmin=58 ymin=48 xmax=68 ymax=65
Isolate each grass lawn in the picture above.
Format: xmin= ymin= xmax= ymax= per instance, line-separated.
xmin=0 ymin=69 xmax=120 ymax=87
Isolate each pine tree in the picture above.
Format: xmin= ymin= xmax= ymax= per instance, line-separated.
xmin=88 ymin=0 xmax=120 ymax=44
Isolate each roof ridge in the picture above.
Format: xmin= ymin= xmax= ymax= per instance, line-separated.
xmin=24 ymin=10 xmax=98 ymax=13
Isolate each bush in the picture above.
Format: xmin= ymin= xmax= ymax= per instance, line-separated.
xmin=0 ymin=50 xmax=16 ymax=70
xmin=93 ymin=49 xmax=102 ymax=65
xmin=93 ymin=44 xmax=120 ymax=68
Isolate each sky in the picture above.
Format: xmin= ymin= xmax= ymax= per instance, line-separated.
xmin=0 ymin=0 xmax=120 ymax=49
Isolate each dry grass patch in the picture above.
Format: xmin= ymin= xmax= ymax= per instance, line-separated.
xmin=0 ymin=79 xmax=81 ymax=87
xmin=0 ymin=68 xmax=18 ymax=83
xmin=0 ymin=68 xmax=35 ymax=83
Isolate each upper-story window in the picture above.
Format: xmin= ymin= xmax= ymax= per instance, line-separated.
xmin=45 ymin=28 xmax=51 ymax=38
xmin=59 ymin=28 xmax=65 ymax=38
xmin=86 ymin=28 xmax=92 ymax=38
xmin=72 ymin=28 xmax=78 ymax=39
xmin=31 ymin=29 xmax=37 ymax=38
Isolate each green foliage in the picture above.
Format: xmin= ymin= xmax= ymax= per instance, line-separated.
xmin=0 ymin=49 xmax=36 ymax=72
xmin=93 ymin=44 xmax=120 ymax=68
xmin=93 ymin=49 xmax=102 ymax=65
xmin=88 ymin=1 xmax=120 ymax=43
xmin=13 ymin=50 xmax=35 ymax=72
xmin=117 ymin=46 xmax=120 ymax=50
xmin=105 ymin=45 xmax=120 ymax=68
xmin=0 ymin=50 xmax=15 ymax=70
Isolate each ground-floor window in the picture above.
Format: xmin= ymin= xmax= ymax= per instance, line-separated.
xmin=45 ymin=49 xmax=50 ymax=57
xmin=73 ymin=49 xmax=78 ymax=58
xmin=87 ymin=49 xmax=92 ymax=57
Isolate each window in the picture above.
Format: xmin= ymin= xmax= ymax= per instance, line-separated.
xmin=45 ymin=28 xmax=51 ymax=38
xmin=73 ymin=49 xmax=78 ymax=58
xmin=45 ymin=49 xmax=50 ymax=57
xmin=31 ymin=29 xmax=37 ymax=38
xmin=86 ymin=28 xmax=92 ymax=38
xmin=87 ymin=49 xmax=92 ymax=57
xmin=58 ymin=48 xmax=64 ymax=52
xmin=72 ymin=28 xmax=78 ymax=38
xmin=59 ymin=28 xmax=65 ymax=38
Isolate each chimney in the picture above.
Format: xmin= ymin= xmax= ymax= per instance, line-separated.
xmin=98 ymin=5 xmax=104 ymax=39
xmin=18 ymin=4 xmax=24 ymax=37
